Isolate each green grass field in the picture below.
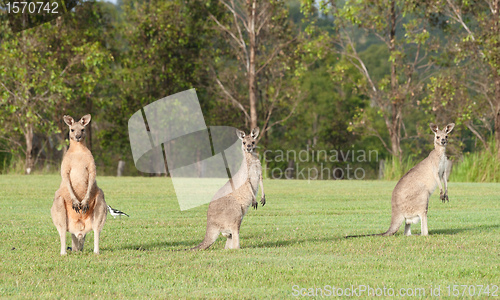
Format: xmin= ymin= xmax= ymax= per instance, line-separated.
xmin=1 ymin=175 xmax=499 ymax=298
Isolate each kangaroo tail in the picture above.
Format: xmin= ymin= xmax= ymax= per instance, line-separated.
xmin=345 ymin=233 xmax=384 ymax=238
xmin=190 ymin=226 xmax=219 ymax=251
xmin=381 ymin=214 xmax=404 ymax=236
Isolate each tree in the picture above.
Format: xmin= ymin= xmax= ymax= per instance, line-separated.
xmin=209 ymin=0 xmax=302 ymax=136
xmin=0 ymin=3 xmax=111 ymax=174
xmin=93 ymin=0 xmax=222 ymax=175
xmin=304 ymin=0 xmax=438 ymax=162
xmin=426 ymin=0 xmax=500 ymax=156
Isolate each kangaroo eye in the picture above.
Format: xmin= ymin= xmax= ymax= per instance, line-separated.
xmin=71 ymin=129 xmax=74 ymax=132
xmin=252 ymin=141 xmax=255 ymax=145
xmin=82 ymin=129 xmax=85 ymax=132
xmin=437 ymin=136 xmax=440 ymax=139
xmin=445 ymin=135 xmax=448 ymax=138
xmin=243 ymin=142 xmax=246 ymax=145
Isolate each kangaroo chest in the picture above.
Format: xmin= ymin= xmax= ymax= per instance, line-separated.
xmin=437 ymin=153 xmax=446 ymax=175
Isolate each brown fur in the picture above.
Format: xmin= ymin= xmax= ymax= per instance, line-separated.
xmin=191 ymin=127 xmax=265 ymax=250
xmin=50 ymin=114 xmax=107 ymax=255
xmin=384 ymin=123 xmax=455 ymax=236
xmin=346 ymin=123 xmax=455 ymax=238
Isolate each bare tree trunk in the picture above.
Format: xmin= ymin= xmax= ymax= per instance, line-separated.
xmin=248 ymin=0 xmax=258 ymax=129
xmin=493 ymin=0 xmax=500 ymax=159
xmin=117 ymin=160 xmax=125 ymax=177
xmin=312 ymin=112 xmax=318 ymax=147
xmin=86 ymin=95 xmax=93 ymax=151
xmin=389 ymin=0 xmax=402 ymax=162
xmin=494 ymin=75 xmax=500 ymax=158
xmin=24 ymin=123 xmax=34 ymax=174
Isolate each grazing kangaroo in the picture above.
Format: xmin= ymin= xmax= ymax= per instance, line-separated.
xmin=191 ymin=127 xmax=266 ymax=250
xmin=51 ymin=114 xmax=107 ymax=255
xmin=346 ymin=123 xmax=455 ymax=238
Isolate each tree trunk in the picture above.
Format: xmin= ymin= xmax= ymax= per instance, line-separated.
xmin=117 ymin=160 xmax=125 ymax=177
xmin=494 ymin=75 xmax=500 ymax=158
xmin=388 ymin=0 xmax=402 ymax=162
xmin=312 ymin=112 xmax=318 ymax=147
xmin=86 ymin=95 xmax=93 ymax=151
xmin=389 ymin=121 xmax=401 ymax=161
xmin=248 ymin=0 xmax=258 ymax=129
xmin=493 ymin=0 xmax=500 ymax=159
xmin=24 ymin=123 xmax=34 ymax=174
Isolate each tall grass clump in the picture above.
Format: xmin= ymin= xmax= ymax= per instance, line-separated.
xmin=382 ymin=155 xmax=416 ymax=181
xmin=451 ymin=139 xmax=500 ymax=182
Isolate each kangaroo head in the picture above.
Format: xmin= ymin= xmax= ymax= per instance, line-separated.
xmin=236 ymin=127 xmax=259 ymax=153
xmin=430 ymin=123 xmax=455 ymax=147
xmin=64 ymin=114 xmax=91 ymax=143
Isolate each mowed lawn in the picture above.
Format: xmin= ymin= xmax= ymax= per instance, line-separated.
xmin=0 ymin=175 xmax=499 ymax=298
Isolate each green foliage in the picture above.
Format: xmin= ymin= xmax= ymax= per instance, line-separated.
xmin=94 ymin=0 xmax=222 ymax=172
xmin=0 ymin=0 xmax=498 ymax=178
xmin=451 ymin=139 xmax=500 ymax=183
xmin=382 ymin=155 xmax=417 ymax=181
xmin=264 ymin=54 xmax=372 ymax=178
xmin=0 ymin=1 xmax=112 ymax=172
xmin=431 ymin=0 xmax=500 ymax=153
xmin=382 ymin=138 xmax=500 ymax=183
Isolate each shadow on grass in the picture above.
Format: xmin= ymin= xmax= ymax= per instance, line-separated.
xmin=430 ymin=224 xmax=500 ymax=235
xmin=120 ymin=239 xmax=199 ymax=251
xmin=118 ymin=225 xmax=500 ymax=251
xmin=120 ymin=235 xmax=345 ymax=251
xmin=245 ymin=235 xmax=346 ymax=249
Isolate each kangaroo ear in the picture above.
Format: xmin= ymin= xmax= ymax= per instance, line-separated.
xmin=251 ymin=127 xmax=260 ymax=139
xmin=429 ymin=123 xmax=438 ymax=133
xmin=445 ymin=123 xmax=455 ymax=134
xmin=63 ymin=115 xmax=74 ymax=127
xmin=79 ymin=114 xmax=91 ymax=127
xmin=236 ymin=129 xmax=245 ymax=140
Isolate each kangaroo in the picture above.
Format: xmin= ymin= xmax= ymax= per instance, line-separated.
xmin=346 ymin=123 xmax=455 ymax=238
xmin=191 ymin=127 xmax=266 ymax=250
xmin=51 ymin=114 xmax=107 ymax=255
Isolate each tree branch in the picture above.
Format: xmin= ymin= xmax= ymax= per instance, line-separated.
xmin=261 ymin=94 xmax=300 ymax=139
xmin=214 ymin=75 xmax=251 ymax=122
xmin=227 ymin=0 xmax=250 ymax=71
xmin=0 ymin=136 xmax=25 ymax=154
xmin=367 ymin=127 xmax=393 ymax=155
xmin=445 ymin=0 xmax=485 ymax=57
xmin=209 ymin=14 xmax=245 ymax=50
xmin=256 ymin=37 xmax=296 ymax=75
xmin=466 ymin=121 xmax=489 ymax=150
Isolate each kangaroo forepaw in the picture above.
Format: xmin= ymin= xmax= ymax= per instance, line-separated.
xmin=252 ymin=199 xmax=258 ymax=210
xmin=260 ymin=195 xmax=266 ymax=207
xmin=72 ymin=202 xmax=81 ymax=213
xmin=81 ymin=203 xmax=89 ymax=213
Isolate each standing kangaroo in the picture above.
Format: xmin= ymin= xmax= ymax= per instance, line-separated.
xmin=51 ymin=114 xmax=107 ymax=255
xmin=191 ymin=127 xmax=266 ymax=250
xmin=347 ymin=123 xmax=455 ymax=238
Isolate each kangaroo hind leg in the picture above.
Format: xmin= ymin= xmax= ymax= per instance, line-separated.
xmin=92 ymin=188 xmax=108 ymax=254
xmin=51 ymin=193 xmax=68 ymax=255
